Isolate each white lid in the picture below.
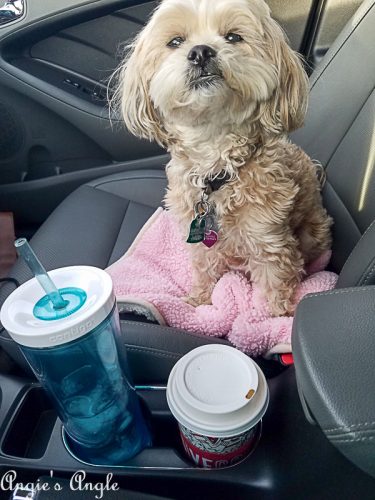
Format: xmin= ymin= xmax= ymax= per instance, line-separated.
xmin=0 ymin=266 xmax=114 ymax=348
xmin=167 ymin=345 xmax=269 ymax=437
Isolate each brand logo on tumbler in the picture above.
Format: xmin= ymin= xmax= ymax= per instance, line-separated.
xmin=49 ymin=320 xmax=93 ymax=343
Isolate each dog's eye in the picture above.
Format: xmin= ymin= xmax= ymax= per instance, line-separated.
xmin=167 ymin=36 xmax=185 ymax=48
xmin=224 ymin=33 xmax=243 ymax=43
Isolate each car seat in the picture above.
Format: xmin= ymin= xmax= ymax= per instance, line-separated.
xmin=1 ymin=0 xmax=375 ymax=383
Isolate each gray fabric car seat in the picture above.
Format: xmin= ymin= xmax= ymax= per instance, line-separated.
xmin=1 ymin=0 xmax=375 ymax=383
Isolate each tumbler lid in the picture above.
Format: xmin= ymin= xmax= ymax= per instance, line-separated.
xmin=0 ymin=266 xmax=114 ymax=348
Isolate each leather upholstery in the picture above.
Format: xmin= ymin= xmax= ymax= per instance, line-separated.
xmin=123 ymin=320 xmax=229 ymax=384
xmin=0 ymin=167 xmax=284 ymax=381
xmin=337 ymin=219 xmax=375 ymax=288
xmin=292 ymin=0 xmax=375 ymax=164
xmin=292 ymin=0 xmax=375 ymax=275
xmin=292 ymin=0 xmax=375 ymax=478
xmin=292 ymin=287 xmax=375 ymax=478
xmin=1 ymin=1 xmax=375 ymax=396
xmin=0 ymin=170 xmax=170 ymax=376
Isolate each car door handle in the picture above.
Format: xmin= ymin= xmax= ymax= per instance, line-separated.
xmin=10 ymin=485 xmax=36 ymax=500
xmin=0 ymin=0 xmax=25 ymax=26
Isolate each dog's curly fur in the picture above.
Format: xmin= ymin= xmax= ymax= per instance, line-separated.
xmin=114 ymin=0 xmax=332 ymax=316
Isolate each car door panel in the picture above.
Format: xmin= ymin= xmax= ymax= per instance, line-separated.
xmin=29 ymin=3 xmax=153 ymax=83
xmin=0 ymin=1 xmax=164 ymax=189
xmin=304 ymin=0 xmax=364 ymax=66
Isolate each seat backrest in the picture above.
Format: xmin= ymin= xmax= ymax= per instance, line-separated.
xmin=291 ymin=0 xmax=375 ymax=280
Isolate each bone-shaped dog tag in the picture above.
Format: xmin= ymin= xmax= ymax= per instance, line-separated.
xmin=187 ymin=217 xmax=206 ymax=243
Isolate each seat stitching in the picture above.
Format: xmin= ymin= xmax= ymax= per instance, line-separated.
xmin=360 ymin=257 xmax=375 ymax=285
xmin=325 ymin=421 xmax=375 ymax=433
xmin=329 ymin=436 xmax=375 ymax=443
xmin=340 ymin=218 xmax=375 ymax=271
xmin=310 ymin=1 xmax=375 ymax=90
xmin=107 ymin=200 xmax=156 ymax=265
xmin=323 ymin=181 xmax=361 ymax=240
xmin=120 ymin=320 xmax=229 ymax=342
xmin=322 ymin=183 xmax=361 ymax=277
xmin=84 ymin=183 xmax=136 ymax=205
xmin=107 ymin=202 xmax=130 ymax=266
xmin=105 ymin=200 xmax=130 ymax=267
xmin=93 ymin=173 xmax=166 ymax=189
xmin=328 ymin=429 xmax=375 ymax=439
xmin=125 ymin=345 xmax=181 ymax=359
xmin=299 ymin=286 xmax=375 ymax=304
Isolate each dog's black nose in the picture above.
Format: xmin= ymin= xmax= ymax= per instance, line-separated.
xmin=187 ymin=45 xmax=217 ymax=66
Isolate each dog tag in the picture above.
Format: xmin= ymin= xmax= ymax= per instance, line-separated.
xmin=202 ymin=230 xmax=218 ymax=248
xmin=205 ymin=213 xmax=219 ymax=233
xmin=187 ymin=217 xmax=206 ymax=243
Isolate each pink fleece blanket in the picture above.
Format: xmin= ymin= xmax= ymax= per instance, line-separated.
xmin=106 ymin=208 xmax=337 ymax=357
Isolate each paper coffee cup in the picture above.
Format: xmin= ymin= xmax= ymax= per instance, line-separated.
xmin=167 ymin=344 xmax=269 ymax=468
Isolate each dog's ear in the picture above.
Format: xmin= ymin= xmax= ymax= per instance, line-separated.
xmin=262 ymin=17 xmax=309 ymax=133
xmin=116 ymin=36 xmax=167 ymax=146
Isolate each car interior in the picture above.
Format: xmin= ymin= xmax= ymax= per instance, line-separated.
xmin=0 ymin=0 xmax=375 ymax=498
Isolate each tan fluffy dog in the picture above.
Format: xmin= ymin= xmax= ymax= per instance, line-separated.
xmin=115 ymin=0 xmax=332 ymax=316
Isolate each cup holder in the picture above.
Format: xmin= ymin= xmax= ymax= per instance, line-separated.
xmin=62 ymin=395 xmax=262 ymax=470
xmin=61 ymin=403 xmax=195 ymax=469
xmin=0 ymin=385 xmax=261 ymax=470
xmin=1 ymin=386 xmax=56 ymax=459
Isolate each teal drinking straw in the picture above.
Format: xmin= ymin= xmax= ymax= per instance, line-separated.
xmin=14 ymin=238 xmax=68 ymax=310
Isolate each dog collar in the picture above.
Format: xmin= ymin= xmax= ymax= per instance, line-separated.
xmin=204 ymin=171 xmax=231 ymax=195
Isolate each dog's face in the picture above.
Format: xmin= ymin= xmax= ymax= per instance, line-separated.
xmin=117 ymin=0 xmax=308 ymax=145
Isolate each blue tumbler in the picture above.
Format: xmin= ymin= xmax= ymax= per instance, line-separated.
xmin=0 ymin=266 xmax=151 ymax=465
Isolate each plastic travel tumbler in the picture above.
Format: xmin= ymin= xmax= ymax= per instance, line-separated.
xmin=0 ymin=265 xmax=151 ymax=465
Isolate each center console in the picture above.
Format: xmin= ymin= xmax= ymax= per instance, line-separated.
xmin=0 ymin=367 xmax=373 ymax=499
